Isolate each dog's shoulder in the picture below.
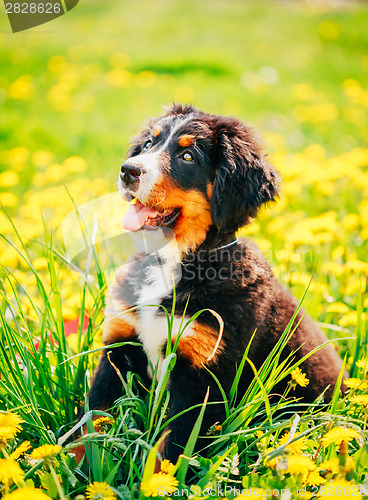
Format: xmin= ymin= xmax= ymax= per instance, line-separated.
xmin=231 ymin=237 xmax=275 ymax=288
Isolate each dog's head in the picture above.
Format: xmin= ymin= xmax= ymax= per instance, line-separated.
xmin=119 ymin=104 xmax=279 ymax=253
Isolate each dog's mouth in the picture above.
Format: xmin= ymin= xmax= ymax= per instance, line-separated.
xmin=122 ymin=198 xmax=181 ymax=232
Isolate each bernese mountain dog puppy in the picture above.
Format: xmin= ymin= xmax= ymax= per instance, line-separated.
xmin=85 ymin=104 xmax=345 ymax=463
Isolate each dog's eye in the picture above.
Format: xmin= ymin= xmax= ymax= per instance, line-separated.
xmin=143 ymin=140 xmax=152 ymax=151
xmin=183 ymin=152 xmax=194 ymax=162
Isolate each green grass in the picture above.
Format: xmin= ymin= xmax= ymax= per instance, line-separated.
xmin=0 ymin=224 xmax=367 ymax=497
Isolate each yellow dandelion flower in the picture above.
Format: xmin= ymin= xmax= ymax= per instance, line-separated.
xmin=0 ymin=427 xmax=18 ymax=443
xmin=30 ymin=444 xmax=62 ymax=460
xmin=32 ymin=150 xmax=53 ymax=168
xmin=325 ymin=302 xmax=349 ymax=314
xmin=0 ymin=458 xmax=24 ymax=487
xmin=10 ymin=441 xmax=31 ymax=460
xmin=0 ymin=413 xmax=24 ymax=431
xmin=256 ymin=430 xmax=268 ymax=446
xmin=317 ymin=479 xmax=362 ymax=499
xmin=356 ymin=358 xmax=368 ymax=370
xmin=263 ymin=448 xmax=279 ymax=469
xmin=1 ymin=247 xmax=20 ymax=267
xmin=106 ymin=68 xmax=132 ymax=87
xmin=0 ymin=171 xmax=19 ymax=187
xmin=32 ymin=257 xmax=48 ymax=271
xmin=93 ymin=417 xmax=115 ymax=432
xmin=286 ymin=455 xmax=315 ymax=476
xmin=342 ymin=456 xmax=355 ymax=473
xmin=0 ymin=192 xmax=18 ymax=208
xmin=304 ymin=469 xmax=326 ymax=486
xmin=160 ymin=460 xmax=175 ymax=474
xmin=85 ymin=481 xmax=116 ymax=500
xmin=279 ymin=431 xmax=307 ymax=454
xmin=0 ymin=413 xmax=23 ymax=443
xmin=3 ymin=487 xmax=50 ymax=499
xmin=350 ymin=395 xmax=368 ymax=408
xmin=319 ymin=456 xmax=355 ymax=475
xmin=344 ymin=378 xmax=368 ymax=390
xmin=290 ymin=367 xmax=309 ymax=387
xmin=8 ymin=74 xmax=34 ymax=100
xmin=63 ymin=155 xmax=87 ymax=173
xmin=141 ymin=472 xmax=179 ymax=497
xmin=321 ymin=427 xmax=359 ymax=447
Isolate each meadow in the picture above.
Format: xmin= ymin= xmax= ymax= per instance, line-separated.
xmin=0 ymin=0 xmax=367 ymax=498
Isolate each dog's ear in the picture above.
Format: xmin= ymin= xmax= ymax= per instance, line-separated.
xmin=210 ymin=118 xmax=280 ymax=232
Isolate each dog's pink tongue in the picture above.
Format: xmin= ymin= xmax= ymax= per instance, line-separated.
xmin=122 ymin=201 xmax=158 ymax=231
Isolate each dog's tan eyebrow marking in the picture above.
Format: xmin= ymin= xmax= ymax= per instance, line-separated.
xmin=153 ymin=127 xmax=161 ymax=138
xmin=178 ymin=134 xmax=195 ymax=147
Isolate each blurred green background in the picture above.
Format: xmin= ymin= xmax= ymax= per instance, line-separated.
xmin=1 ymin=0 xmax=367 ymax=184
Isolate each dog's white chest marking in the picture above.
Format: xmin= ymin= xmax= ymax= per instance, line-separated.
xmin=136 ymin=256 xmax=192 ymax=377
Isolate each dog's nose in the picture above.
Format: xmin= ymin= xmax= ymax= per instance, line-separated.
xmin=120 ymin=162 xmax=142 ymax=185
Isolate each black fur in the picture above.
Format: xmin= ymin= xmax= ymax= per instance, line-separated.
xmin=210 ymin=117 xmax=279 ymax=231
xmin=82 ymin=105 xmax=346 ymax=465
xmin=88 ymin=341 xmax=150 ymax=410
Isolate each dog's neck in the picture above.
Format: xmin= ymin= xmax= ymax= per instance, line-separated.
xmin=194 ymin=227 xmax=238 ymax=255
xmin=158 ymin=227 xmax=237 ymax=263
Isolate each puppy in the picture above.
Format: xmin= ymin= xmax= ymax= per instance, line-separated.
xmin=84 ymin=104 xmax=345 ymax=463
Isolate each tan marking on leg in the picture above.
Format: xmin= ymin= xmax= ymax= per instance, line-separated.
xmin=206 ymin=182 xmax=213 ymax=199
xmin=103 ymin=317 xmax=136 ymax=344
xmin=176 ymin=322 xmax=223 ymax=367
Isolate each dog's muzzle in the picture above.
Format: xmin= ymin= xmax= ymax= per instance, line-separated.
xmin=120 ymin=162 xmax=142 ymax=186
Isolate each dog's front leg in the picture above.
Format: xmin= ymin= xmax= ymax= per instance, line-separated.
xmin=87 ymin=336 xmax=150 ymax=411
xmin=158 ymin=354 xmax=227 ymax=465
xmin=87 ymin=311 xmax=152 ymax=410
xmin=74 ymin=317 xmax=149 ymax=463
